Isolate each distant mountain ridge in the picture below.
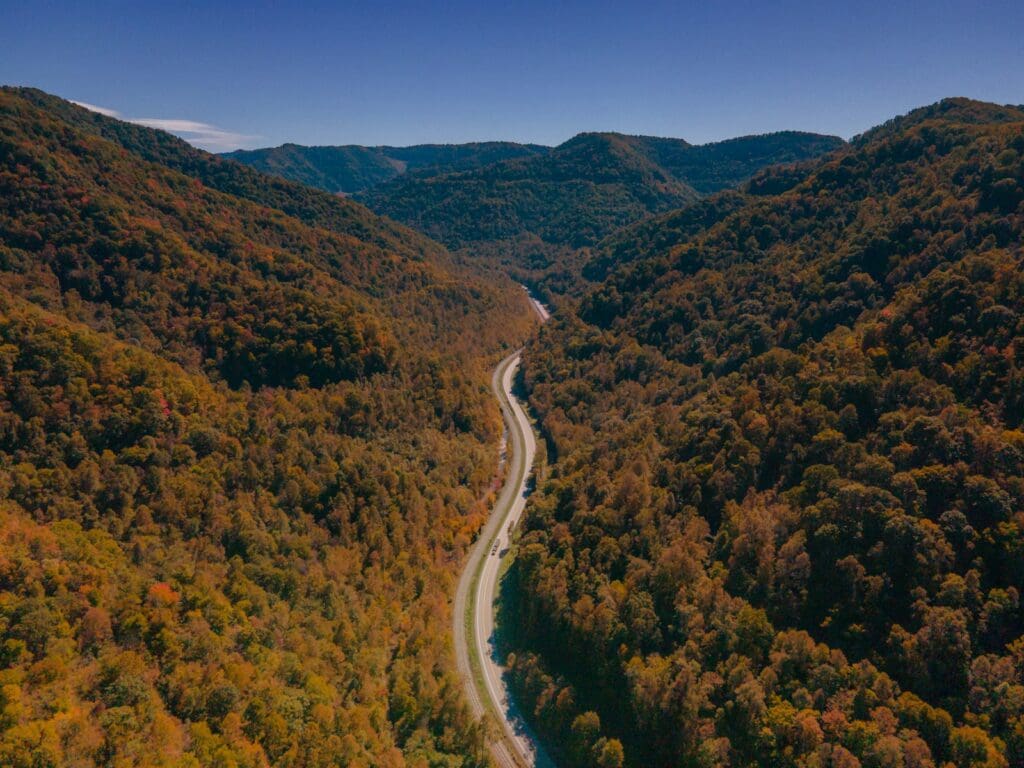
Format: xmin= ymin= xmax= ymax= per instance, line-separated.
xmin=222 ymin=140 xmax=549 ymax=194
xmin=360 ymin=130 xmax=840 ymax=248
xmin=219 ymin=126 xmax=843 ymax=294
xmin=354 ymin=128 xmax=844 ymax=290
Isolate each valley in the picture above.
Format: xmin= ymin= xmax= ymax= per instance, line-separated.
xmin=1 ymin=76 xmax=1022 ymax=768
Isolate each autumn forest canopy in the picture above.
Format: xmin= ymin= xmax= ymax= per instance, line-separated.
xmin=0 ymin=86 xmax=533 ymax=767
xmin=507 ymin=98 xmax=1024 ymax=768
xmin=1 ymin=84 xmax=1023 ymax=768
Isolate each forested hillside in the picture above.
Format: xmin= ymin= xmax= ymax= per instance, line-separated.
xmin=223 ymin=141 xmax=549 ymax=195
xmin=9 ymin=87 xmax=465 ymax=255
xmin=0 ymin=88 xmax=535 ymax=767
xmin=358 ymin=130 xmax=843 ymax=292
xmin=505 ymin=98 xmax=1024 ymax=768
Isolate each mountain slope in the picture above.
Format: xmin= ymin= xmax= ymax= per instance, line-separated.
xmin=0 ymin=88 xmax=535 ymax=767
xmin=223 ymin=140 xmax=550 ymax=194
xmin=504 ymin=98 xmax=1024 ymax=767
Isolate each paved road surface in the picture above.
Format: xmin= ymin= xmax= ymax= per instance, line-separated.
xmin=452 ymin=290 xmax=554 ymax=768
xmin=522 ymin=285 xmax=551 ymax=322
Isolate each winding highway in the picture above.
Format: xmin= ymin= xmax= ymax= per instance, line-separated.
xmin=452 ymin=290 xmax=554 ymax=768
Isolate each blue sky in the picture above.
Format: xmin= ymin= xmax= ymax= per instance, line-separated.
xmin=3 ymin=0 xmax=1022 ymax=151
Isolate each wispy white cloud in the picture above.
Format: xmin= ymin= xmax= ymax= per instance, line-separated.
xmin=71 ymin=100 xmax=256 ymax=151
xmin=71 ymin=100 xmax=122 ymax=118
xmin=130 ymin=117 xmax=256 ymax=151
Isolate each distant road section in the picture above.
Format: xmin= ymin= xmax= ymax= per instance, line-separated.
xmin=522 ymin=285 xmax=551 ymax=322
xmin=452 ymin=293 xmax=553 ymax=768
